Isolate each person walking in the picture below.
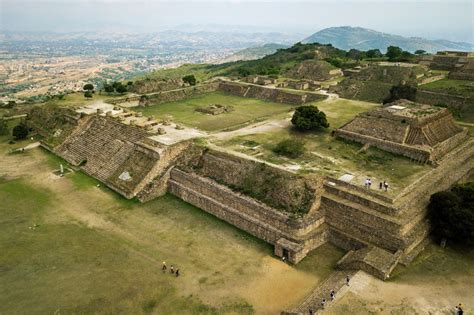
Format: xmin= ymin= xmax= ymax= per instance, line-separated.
xmin=368 ymin=178 xmax=372 ymax=189
xmin=170 ymin=265 xmax=174 ymax=274
xmin=346 ymin=275 xmax=350 ymax=286
xmin=308 ymin=308 xmax=313 ymax=315
xmin=321 ymin=298 xmax=326 ymax=309
xmin=175 ymin=268 xmax=180 ymax=277
xmin=384 ymin=181 xmax=389 ymax=192
xmin=162 ymin=261 xmax=167 ymax=273
xmin=330 ymin=289 xmax=335 ymax=301
xmin=379 ymin=181 xmax=383 ymax=190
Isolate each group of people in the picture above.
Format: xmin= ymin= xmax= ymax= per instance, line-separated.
xmin=162 ymin=261 xmax=180 ymax=277
xmin=364 ymin=178 xmax=389 ymax=191
xmin=308 ymin=275 xmax=351 ymax=314
xmin=455 ymin=303 xmax=464 ymax=315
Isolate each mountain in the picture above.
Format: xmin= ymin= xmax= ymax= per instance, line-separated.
xmin=302 ymin=26 xmax=473 ymax=53
xmin=216 ymin=43 xmax=288 ymax=63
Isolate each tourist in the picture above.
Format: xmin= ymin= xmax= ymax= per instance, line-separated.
xmin=170 ymin=265 xmax=174 ymax=274
xmin=346 ymin=275 xmax=350 ymax=286
xmin=308 ymin=308 xmax=313 ymax=315
xmin=175 ymin=268 xmax=180 ymax=277
xmin=162 ymin=261 xmax=167 ymax=273
xmin=330 ymin=289 xmax=335 ymax=301
xmin=321 ymin=298 xmax=326 ymax=309
xmin=379 ymin=182 xmax=383 ymax=190
xmin=384 ymin=181 xmax=389 ymax=191
xmin=364 ymin=178 xmax=369 ymax=189
xmin=282 ymin=256 xmax=286 ymax=263
xmin=368 ymin=178 xmax=372 ymax=189
xmin=458 ymin=304 xmax=464 ymax=315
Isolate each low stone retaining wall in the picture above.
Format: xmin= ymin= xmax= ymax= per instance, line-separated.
xmin=335 ymin=129 xmax=431 ymax=162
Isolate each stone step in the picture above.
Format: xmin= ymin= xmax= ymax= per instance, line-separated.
xmin=284 ymin=270 xmax=358 ymax=314
xmin=336 ymin=246 xmax=402 ymax=280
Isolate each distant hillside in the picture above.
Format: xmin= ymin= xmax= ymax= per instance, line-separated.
xmin=303 ymin=26 xmax=473 ymax=53
xmin=217 ymin=43 xmax=288 ymax=63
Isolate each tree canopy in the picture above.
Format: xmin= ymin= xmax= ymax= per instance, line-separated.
xmin=182 ymin=75 xmax=197 ymax=86
xmin=12 ymin=123 xmax=28 ymax=140
xmin=291 ymin=105 xmax=329 ymax=131
xmin=383 ymin=84 xmax=417 ymax=104
xmin=386 ymin=46 xmax=403 ymax=61
xmin=83 ymin=83 xmax=94 ymax=91
xmin=428 ymin=182 xmax=474 ymax=246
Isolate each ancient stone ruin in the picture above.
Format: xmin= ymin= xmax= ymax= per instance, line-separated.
xmin=27 ymin=88 xmax=474 ymax=284
xmin=335 ymin=99 xmax=468 ymax=163
xmin=195 ymin=104 xmax=234 ymax=115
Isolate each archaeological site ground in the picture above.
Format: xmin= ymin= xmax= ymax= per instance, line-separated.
xmin=1 ymin=43 xmax=473 ymax=314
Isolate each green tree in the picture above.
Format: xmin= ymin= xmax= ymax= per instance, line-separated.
xmin=83 ymin=83 xmax=94 ymax=91
xmin=291 ymin=105 xmax=330 ymax=131
xmin=414 ymin=49 xmax=427 ymax=55
xmin=273 ymin=139 xmax=305 ymax=158
xmin=12 ymin=123 xmax=28 ymax=140
xmin=0 ymin=119 xmax=9 ymax=136
xmin=104 ymin=84 xmax=114 ymax=93
xmin=386 ymin=46 xmax=403 ymax=61
xmin=383 ymin=84 xmax=417 ymax=104
xmin=84 ymin=90 xmax=93 ymax=98
xmin=182 ymin=75 xmax=197 ymax=86
xmin=428 ymin=182 xmax=474 ymax=246
xmin=366 ymin=49 xmax=382 ymax=58
xmin=115 ymin=84 xmax=127 ymax=94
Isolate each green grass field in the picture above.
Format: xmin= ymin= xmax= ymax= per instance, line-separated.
xmin=420 ymin=79 xmax=474 ymax=98
xmin=0 ymin=138 xmax=345 ymax=314
xmin=215 ymin=98 xmax=430 ymax=194
xmin=135 ymin=92 xmax=295 ymax=132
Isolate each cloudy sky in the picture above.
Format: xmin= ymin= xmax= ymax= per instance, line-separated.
xmin=1 ymin=0 xmax=473 ymax=42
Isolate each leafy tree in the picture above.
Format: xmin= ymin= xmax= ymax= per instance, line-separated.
xmin=383 ymin=84 xmax=417 ymax=104
xmin=399 ymin=50 xmax=414 ymax=62
xmin=83 ymin=83 xmax=94 ymax=91
xmin=104 ymin=84 xmax=114 ymax=93
xmin=127 ymin=81 xmax=133 ymax=86
xmin=291 ymin=105 xmax=330 ymax=131
xmin=12 ymin=123 xmax=28 ymax=140
xmin=428 ymin=182 xmax=474 ymax=246
xmin=414 ymin=50 xmax=427 ymax=55
xmin=182 ymin=75 xmax=197 ymax=86
xmin=386 ymin=46 xmax=403 ymax=61
xmin=346 ymin=49 xmax=364 ymax=60
xmin=273 ymin=139 xmax=305 ymax=158
xmin=115 ymin=84 xmax=127 ymax=94
xmin=84 ymin=90 xmax=93 ymax=98
xmin=366 ymin=49 xmax=383 ymax=59
xmin=0 ymin=119 xmax=9 ymax=136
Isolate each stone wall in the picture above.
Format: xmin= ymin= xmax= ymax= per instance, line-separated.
xmin=168 ymin=168 xmax=328 ymax=263
xmin=180 ymin=148 xmax=324 ymax=215
xmin=335 ymin=129 xmax=432 ymax=162
xmin=129 ymin=78 xmax=184 ymax=94
xmin=416 ymin=90 xmax=474 ymax=118
xmin=217 ymin=82 xmax=327 ymax=105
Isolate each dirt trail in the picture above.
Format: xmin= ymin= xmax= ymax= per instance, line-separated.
xmin=210 ymin=116 xmax=292 ymax=140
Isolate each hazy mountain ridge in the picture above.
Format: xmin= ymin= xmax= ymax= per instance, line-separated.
xmin=303 ymin=26 xmax=473 ymax=53
xmin=216 ymin=43 xmax=289 ymax=63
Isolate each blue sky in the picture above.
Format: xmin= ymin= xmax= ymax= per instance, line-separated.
xmin=1 ymin=0 xmax=473 ymax=43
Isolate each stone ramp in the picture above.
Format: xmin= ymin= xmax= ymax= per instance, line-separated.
xmin=283 ymin=270 xmax=358 ymax=315
xmin=336 ymin=246 xmax=402 ymax=280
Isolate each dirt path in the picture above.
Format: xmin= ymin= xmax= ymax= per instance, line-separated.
xmin=325 ymin=271 xmax=474 ymax=314
xmin=210 ymin=115 xmax=292 ymax=140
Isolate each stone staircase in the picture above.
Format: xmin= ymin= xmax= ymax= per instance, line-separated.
xmin=283 ymin=270 xmax=358 ymax=315
xmin=336 ymin=246 xmax=402 ymax=280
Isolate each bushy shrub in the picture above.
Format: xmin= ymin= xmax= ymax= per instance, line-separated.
xmin=182 ymin=75 xmax=197 ymax=86
xmin=273 ymin=139 xmax=305 ymax=158
xmin=12 ymin=123 xmax=28 ymax=140
xmin=0 ymin=119 xmax=9 ymax=135
xmin=291 ymin=105 xmax=329 ymax=131
xmin=428 ymin=182 xmax=474 ymax=246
